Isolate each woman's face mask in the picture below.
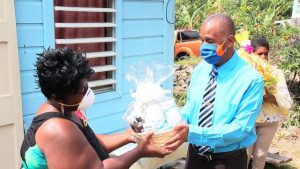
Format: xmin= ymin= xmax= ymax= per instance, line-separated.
xmin=53 ymin=87 xmax=95 ymax=114
xmin=200 ymin=37 xmax=229 ymax=65
xmin=78 ymin=87 xmax=95 ymax=111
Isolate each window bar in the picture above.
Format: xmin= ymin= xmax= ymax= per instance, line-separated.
xmin=55 ymin=23 xmax=116 ymax=28
xmin=92 ymin=65 xmax=117 ymax=73
xmin=54 ymin=6 xmax=116 ymax=13
xmin=88 ymin=79 xmax=117 ymax=88
xmin=86 ymin=51 xmax=116 ymax=59
xmin=55 ymin=37 xmax=116 ymax=44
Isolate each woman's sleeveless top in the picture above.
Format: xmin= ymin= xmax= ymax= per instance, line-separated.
xmin=20 ymin=112 xmax=109 ymax=169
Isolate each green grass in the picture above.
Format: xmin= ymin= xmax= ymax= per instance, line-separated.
xmin=175 ymin=56 xmax=201 ymax=66
xmin=173 ymin=89 xmax=187 ymax=107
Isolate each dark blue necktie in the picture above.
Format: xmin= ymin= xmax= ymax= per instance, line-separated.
xmin=197 ymin=68 xmax=218 ymax=154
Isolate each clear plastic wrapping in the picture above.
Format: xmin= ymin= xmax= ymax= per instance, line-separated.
xmin=123 ymin=64 xmax=182 ymax=134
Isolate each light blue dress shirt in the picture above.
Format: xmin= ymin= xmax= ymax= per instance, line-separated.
xmin=181 ymin=51 xmax=264 ymax=153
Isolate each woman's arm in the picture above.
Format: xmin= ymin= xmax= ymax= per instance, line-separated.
xmin=102 ymin=132 xmax=170 ymax=169
xmin=96 ymin=129 xmax=135 ymax=153
xmin=263 ymin=93 xmax=278 ymax=105
xmin=36 ymin=118 xmax=104 ymax=169
xmin=37 ymin=119 xmax=170 ymax=169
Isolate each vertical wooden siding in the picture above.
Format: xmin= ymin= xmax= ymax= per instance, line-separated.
xmin=15 ymin=0 xmax=55 ymax=130
xmin=16 ymin=0 xmax=174 ymax=134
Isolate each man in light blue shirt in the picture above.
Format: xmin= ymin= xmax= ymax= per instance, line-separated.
xmin=166 ymin=14 xmax=264 ymax=169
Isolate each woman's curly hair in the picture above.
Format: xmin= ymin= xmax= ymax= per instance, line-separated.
xmin=35 ymin=48 xmax=94 ymax=99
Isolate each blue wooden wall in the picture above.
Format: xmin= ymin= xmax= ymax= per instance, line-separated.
xmin=15 ymin=0 xmax=55 ymax=130
xmin=15 ymin=0 xmax=175 ymax=134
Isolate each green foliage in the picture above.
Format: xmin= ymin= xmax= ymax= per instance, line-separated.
xmin=175 ymin=0 xmax=299 ymax=76
xmin=283 ymin=103 xmax=300 ymax=127
xmin=175 ymin=0 xmax=299 ymax=72
xmin=173 ymin=89 xmax=187 ymax=107
xmin=175 ymin=0 xmax=216 ymax=29
xmin=175 ymin=0 xmax=300 ymax=126
xmin=272 ymin=26 xmax=300 ymax=72
xmin=175 ymin=56 xmax=201 ymax=66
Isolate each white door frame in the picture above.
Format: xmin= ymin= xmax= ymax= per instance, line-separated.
xmin=0 ymin=0 xmax=24 ymax=168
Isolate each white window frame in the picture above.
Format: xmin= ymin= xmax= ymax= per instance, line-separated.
xmin=53 ymin=1 xmax=118 ymax=94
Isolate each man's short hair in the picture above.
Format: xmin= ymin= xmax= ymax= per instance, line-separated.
xmin=203 ymin=13 xmax=236 ymax=36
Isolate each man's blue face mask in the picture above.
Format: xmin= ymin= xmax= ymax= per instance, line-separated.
xmin=200 ymin=37 xmax=229 ymax=65
xmin=200 ymin=43 xmax=221 ymax=65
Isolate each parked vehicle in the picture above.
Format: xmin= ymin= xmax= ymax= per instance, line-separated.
xmin=174 ymin=30 xmax=202 ymax=60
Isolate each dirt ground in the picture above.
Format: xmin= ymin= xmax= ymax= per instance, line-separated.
xmin=267 ymin=126 xmax=300 ymax=169
xmin=160 ymin=126 xmax=300 ymax=169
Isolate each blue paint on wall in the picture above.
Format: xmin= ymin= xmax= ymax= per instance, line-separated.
xmin=17 ymin=24 xmax=44 ymax=47
xmin=122 ymin=36 xmax=164 ymax=57
xmin=18 ymin=47 xmax=44 ymax=71
xmin=15 ymin=0 xmax=174 ymax=134
xmin=123 ymin=19 xmax=163 ymax=38
xmin=15 ymin=1 xmax=43 ymax=24
xmin=20 ymin=70 xmax=38 ymax=93
xmin=123 ymin=1 xmax=164 ymax=19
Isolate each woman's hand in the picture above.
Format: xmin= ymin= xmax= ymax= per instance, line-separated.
xmin=264 ymin=90 xmax=278 ymax=105
xmin=125 ymin=128 xmax=137 ymax=143
xmin=136 ymin=132 xmax=171 ymax=158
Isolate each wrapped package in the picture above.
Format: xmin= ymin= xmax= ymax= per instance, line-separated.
xmin=236 ymin=31 xmax=277 ymax=94
xmin=123 ymin=64 xmax=182 ymax=147
xmin=236 ymin=31 xmax=292 ymax=123
xmin=237 ymin=48 xmax=278 ymax=94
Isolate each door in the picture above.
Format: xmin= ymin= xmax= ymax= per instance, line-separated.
xmin=0 ymin=0 xmax=24 ymax=168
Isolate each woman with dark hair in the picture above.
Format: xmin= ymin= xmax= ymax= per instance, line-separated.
xmin=20 ymin=48 xmax=170 ymax=169
xmin=247 ymin=37 xmax=292 ymax=169
xmin=251 ymin=37 xmax=270 ymax=60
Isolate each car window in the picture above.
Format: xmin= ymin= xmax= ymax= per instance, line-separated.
xmin=177 ymin=31 xmax=200 ymax=41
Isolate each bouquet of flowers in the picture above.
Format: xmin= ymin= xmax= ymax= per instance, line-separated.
xmin=123 ymin=64 xmax=182 ymax=147
xmin=236 ymin=31 xmax=277 ymax=94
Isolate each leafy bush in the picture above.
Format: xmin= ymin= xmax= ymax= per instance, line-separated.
xmin=175 ymin=56 xmax=201 ymax=66
xmin=283 ymin=105 xmax=300 ymax=127
xmin=175 ymin=0 xmax=300 ymax=126
xmin=173 ymin=89 xmax=187 ymax=107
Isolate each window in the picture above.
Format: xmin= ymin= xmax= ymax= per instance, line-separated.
xmin=54 ymin=0 xmax=116 ymax=93
xmin=177 ymin=30 xmax=200 ymax=41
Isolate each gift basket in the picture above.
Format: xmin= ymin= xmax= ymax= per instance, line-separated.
xmin=123 ymin=64 xmax=182 ymax=147
xmin=236 ymin=31 xmax=278 ymax=94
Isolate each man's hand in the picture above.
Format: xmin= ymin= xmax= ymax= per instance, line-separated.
xmin=165 ymin=122 xmax=189 ymax=152
xmin=136 ymin=132 xmax=171 ymax=158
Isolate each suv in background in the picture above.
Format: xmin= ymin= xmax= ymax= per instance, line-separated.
xmin=174 ymin=30 xmax=202 ymax=60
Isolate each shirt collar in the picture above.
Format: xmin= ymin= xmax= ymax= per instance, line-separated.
xmin=213 ymin=51 xmax=239 ymax=80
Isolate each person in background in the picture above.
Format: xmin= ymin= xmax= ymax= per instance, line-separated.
xmin=165 ymin=13 xmax=264 ymax=169
xmin=20 ymin=48 xmax=170 ymax=169
xmin=247 ymin=37 xmax=292 ymax=169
